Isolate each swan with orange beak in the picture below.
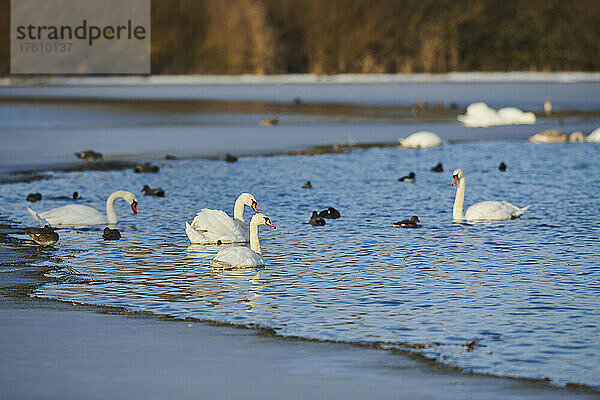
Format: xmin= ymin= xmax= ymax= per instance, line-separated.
xmin=186 ymin=193 xmax=261 ymax=244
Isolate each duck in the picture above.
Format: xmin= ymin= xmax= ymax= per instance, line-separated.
xmin=399 ymin=172 xmax=415 ymax=182
xmin=26 ymin=225 xmax=59 ymax=246
xmin=308 ymin=211 xmax=326 ymax=226
xmin=318 ymin=207 xmax=341 ymax=219
xmin=211 ymin=213 xmax=276 ymax=269
xmin=302 ymin=181 xmax=312 ymax=189
xmin=142 ymin=185 xmax=165 ymax=197
xmin=498 ymin=162 xmax=508 ymax=171
xmin=102 ymin=227 xmax=121 ymax=240
xmin=452 ymin=169 xmax=529 ymax=220
xmin=50 ymin=191 xmax=81 ymax=200
xmin=165 ymin=154 xmax=177 ymax=160
xmin=75 ymin=150 xmax=103 ymax=163
xmin=392 ymin=216 xmax=421 ymax=228
xmin=134 ymin=163 xmax=159 ymax=173
xmin=431 ymin=163 xmax=444 ymax=172
xmin=225 ymin=153 xmax=238 ymax=163
xmin=399 ymin=131 xmax=442 ymax=148
xmin=260 ymin=118 xmax=279 ymax=126
xmin=185 ymin=193 xmax=259 ymax=244
xmin=27 ymin=190 xmax=137 ymax=226
xmin=26 ymin=193 xmax=42 ymax=202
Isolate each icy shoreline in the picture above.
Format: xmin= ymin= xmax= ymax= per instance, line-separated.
xmin=2 ymin=72 xmax=600 ymax=87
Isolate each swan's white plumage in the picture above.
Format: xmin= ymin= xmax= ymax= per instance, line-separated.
xmin=464 ymin=201 xmax=530 ymax=220
xmin=187 ymin=209 xmax=248 ymax=244
xmin=211 ymin=246 xmax=265 ymax=268
xmin=210 ymin=213 xmax=275 ymax=269
xmin=587 ymin=127 xmax=600 ymax=142
xmin=27 ymin=190 xmax=136 ymax=227
xmin=185 ymin=193 xmax=258 ymax=244
xmin=528 ymin=129 xmax=566 ymax=143
xmin=452 ymin=169 xmax=529 ymax=221
xmin=28 ymin=205 xmax=108 ymax=226
xmin=399 ymin=131 xmax=442 ymax=148
xmin=458 ymin=102 xmax=536 ymax=127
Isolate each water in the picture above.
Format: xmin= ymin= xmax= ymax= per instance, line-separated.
xmin=1 ymin=141 xmax=599 ymax=388
xmin=1 ymin=80 xmax=599 ymax=389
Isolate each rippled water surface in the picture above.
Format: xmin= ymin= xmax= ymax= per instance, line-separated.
xmin=2 ymin=140 xmax=599 ymax=388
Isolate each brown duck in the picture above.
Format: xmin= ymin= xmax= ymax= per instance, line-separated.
xmin=27 ymin=225 xmax=59 ymax=246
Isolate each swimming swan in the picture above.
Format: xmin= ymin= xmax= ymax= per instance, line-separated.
xmin=399 ymin=131 xmax=442 ymax=148
xmin=587 ymin=127 xmax=600 ymax=142
xmin=211 ymin=213 xmax=276 ymax=268
xmin=185 ymin=193 xmax=259 ymax=244
xmin=529 ymin=130 xmax=584 ymax=143
xmin=27 ymin=190 xmax=137 ymax=226
xmin=451 ymin=169 xmax=529 ymax=220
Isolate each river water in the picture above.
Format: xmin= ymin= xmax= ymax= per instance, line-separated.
xmin=0 ymin=78 xmax=599 ymax=389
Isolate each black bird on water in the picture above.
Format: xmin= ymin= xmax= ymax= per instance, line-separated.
xmin=319 ymin=207 xmax=341 ymax=219
xmin=103 ymin=227 xmax=121 ymax=240
xmin=392 ymin=216 xmax=422 ymax=228
xmin=142 ymin=185 xmax=165 ymax=197
xmin=399 ymin=172 xmax=415 ymax=182
xmin=431 ymin=163 xmax=444 ymax=172
xmin=308 ymin=211 xmax=326 ymax=226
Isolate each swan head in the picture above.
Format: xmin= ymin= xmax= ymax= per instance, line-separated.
xmin=239 ymin=193 xmax=259 ymax=212
xmin=121 ymin=191 xmax=138 ymax=214
xmin=251 ymin=213 xmax=276 ymax=229
xmin=451 ymin=169 xmax=464 ymax=186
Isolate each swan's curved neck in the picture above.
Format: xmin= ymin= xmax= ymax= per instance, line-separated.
xmin=249 ymin=220 xmax=261 ymax=254
xmin=233 ymin=196 xmax=247 ymax=230
xmin=453 ymin=177 xmax=465 ymax=220
xmin=106 ymin=191 xmax=126 ymax=224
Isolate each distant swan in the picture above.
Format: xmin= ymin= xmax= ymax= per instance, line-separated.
xmin=211 ymin=213 xmax=276 ymax=269
xmin=587 ymin=127 xmax=600 ymax=142
xmin=399 ymin=131 xmax=442 ymax=148
xmin=458 ymin=102 xmax=536 ymax=127
xmin=452 ymin=169 xmax=529 ymax=220
xmin=27 ymin=191 xmax=137 ymax=227
xmin=529 ymin=130 xmax=585 ymax=143
xmin=185 ymin=193 xmax=259 ymax=244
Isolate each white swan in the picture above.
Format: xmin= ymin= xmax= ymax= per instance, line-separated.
xmin=458 ymin=102 xmax=536 ymax=127
xmin=452 ymin=169 xmax=529 ymax=220
xmin=399 ymin=131 xmax=442 ymax=148
xmin=185 ymin=193 xmax=259 ymax=244
xmin=211 ymin=213 xmax=276 ymax=269
xmin=27 ymin=190 xmax=137 ymax=226
xmin=529 ymin=130 xmax=584 ymax=143
xmin=587 ymin=127 xmax=600 ymax=142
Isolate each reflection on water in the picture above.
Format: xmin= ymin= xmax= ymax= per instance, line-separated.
xmin=2 ymin=141 xmax=600 ymax=389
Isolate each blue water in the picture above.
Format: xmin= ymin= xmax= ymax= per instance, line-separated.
xmin=1 ymin=80 xmax=599 ymax=389
xmin=2 ymin=141 xmax=599 ymax=388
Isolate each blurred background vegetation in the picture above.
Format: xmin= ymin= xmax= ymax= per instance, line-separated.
xmin=1 ymin=0 xmax=599 ymax=75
